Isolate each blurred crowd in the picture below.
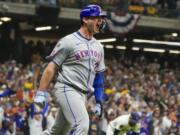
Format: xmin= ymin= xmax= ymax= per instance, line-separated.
xmin=0 ymin=59 xmax=58 ymax=135
xmin=0 ymin=54 xmax=180 ymax=135
xmin=0 ymin=0 xmax=180 ymax=18
xmin=96 ymin=56 xmax=180 ymax=135
xmin=0 ymin=0 xmax=179 ymax=135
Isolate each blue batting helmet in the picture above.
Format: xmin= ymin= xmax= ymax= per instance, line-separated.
xmin=80 ymin=4 xmax=106 ymax=20
xmin=130 ymin=112 xmax=141 ymax=124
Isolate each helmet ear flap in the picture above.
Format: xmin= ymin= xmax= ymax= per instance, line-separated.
xmin=99 ymin=19 xmax=107 ymax=32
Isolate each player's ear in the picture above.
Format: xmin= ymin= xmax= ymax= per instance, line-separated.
xmin=82 ymin=17 xmax=88 ymax=24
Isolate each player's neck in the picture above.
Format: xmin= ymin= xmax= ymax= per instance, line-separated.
xmin=79 ymin=27 xmax=93 ymax=40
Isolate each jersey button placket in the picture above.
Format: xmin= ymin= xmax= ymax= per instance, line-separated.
xmin=87 ymin=42 xmax=92 ymax=92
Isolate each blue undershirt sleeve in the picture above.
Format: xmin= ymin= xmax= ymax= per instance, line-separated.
xmin=93 ymin=72 xmax=104 ymax=103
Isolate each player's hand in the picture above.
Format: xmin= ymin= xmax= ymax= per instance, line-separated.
xmin=33 ymin=90 xmax=49 ymax=113
xmin=93 ymin=103 xmax=103 ymax=118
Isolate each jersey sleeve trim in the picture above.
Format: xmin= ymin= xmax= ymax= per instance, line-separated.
xmin=52 ymin=60 xmax=60 ymax=68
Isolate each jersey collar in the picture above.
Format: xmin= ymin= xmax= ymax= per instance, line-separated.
xmin=76 ymin=31 xmax=93 ymax=41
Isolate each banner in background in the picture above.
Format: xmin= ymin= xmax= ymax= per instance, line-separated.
xmin=106 ymin=11 xmax=140 ymax=35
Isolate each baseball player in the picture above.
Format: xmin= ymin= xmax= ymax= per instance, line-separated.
xmin=106 ymin=112 xmax=141 ymax=135
xmin=33 ymin=4 xmax=107 ymax=135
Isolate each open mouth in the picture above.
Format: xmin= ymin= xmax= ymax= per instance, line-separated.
xmin=96 ymin=23 xmax=101 ymax=30
xmin=96 ymin=21 xmax=106 ymax=31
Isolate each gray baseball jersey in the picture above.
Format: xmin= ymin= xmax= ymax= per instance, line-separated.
xmin=47 ymin=31 xmax=105 ymax=93
xmin=42 ymin=31 xmax=105 ymax=135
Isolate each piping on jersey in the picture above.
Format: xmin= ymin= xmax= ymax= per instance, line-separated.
xmin=64 ymin=85 xmax=77 ymax=126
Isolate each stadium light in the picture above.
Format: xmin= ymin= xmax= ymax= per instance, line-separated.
xmin=35 ymin=26 xmax=52 ymax=31
xmin=55 ymin=26 xmax=59 ymax=29
xmin=0 ymin=17 xmax=11 ymax=22
xmin=98 ymin=38 xmax=116 ymax=43
xmin=144 ymin=48 xmax=165 ymax=53
xmin=133 ymin=39 xmax=180 ymax=47
xmin=116 ymin=46 xmax=126 ymax=50
xmin=132 ymin=47 xmax=140 ymax=51
xmin=169 ymin=50 xmax=180 ymax=54
xmin=0 ymin=21 xmax=2 ymax=25
xmin=172 ymin=33 xmax=178 ymax=37
xmin=105 ymin=45 xmax=114 ymax=48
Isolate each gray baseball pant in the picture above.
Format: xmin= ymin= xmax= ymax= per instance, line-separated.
xmin=41 ymin=84 xmax=89 ymax=135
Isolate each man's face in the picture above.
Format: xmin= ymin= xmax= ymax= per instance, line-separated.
xmin=34 ymin=114 xmax=41 ymax=121
xmin=85 ymin=16 xmax=106 ymax=34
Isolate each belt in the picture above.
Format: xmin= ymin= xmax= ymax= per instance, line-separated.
xmin=78 ymin=89 xmax=89 ymax=94
xmin=66 ymin=83 xmax=89 ymax=94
